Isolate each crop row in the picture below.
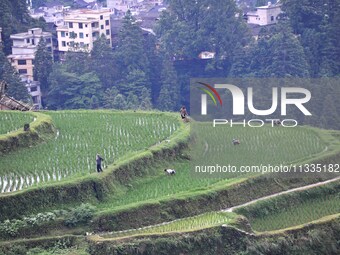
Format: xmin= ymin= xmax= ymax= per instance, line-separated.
xmin=0 ymin=112 xmax=34 ymax=135
xmin=97 ymin=211 xmax=237 ymax=240
xmin=0 ymin=111 xmax=180 ymax=193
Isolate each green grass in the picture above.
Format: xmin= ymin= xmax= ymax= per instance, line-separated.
xmin=27 ymin=247 xmax=89 ymax=255
xmin=249 ymin=194 xmax=340 ymax=232
xmin=97 ymin=158 xmax=242 ymax=211
xmin=0 ymin=111 xmax=34 ymax=135
xmin=0 ymin=111 xmax=180 ymax=193
xmin=97 ymin=124 xmax=329 ymax=211
xmin=191 ymin=123 xmax=327 ymax=178
xmin=97 ymin=211 xmax=237 ymax=240
xmin=235 ymin=182 xmax=340 ymax=232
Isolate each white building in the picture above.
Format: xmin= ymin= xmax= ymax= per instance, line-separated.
xmin=7 ymin=28 xmax=52 ymax=109
xmin=107 ymin=0 xmax=145 ymax=13
xmin=56 ymin=8 xmax=113 ymax=52
xmin=246 ymin=2 xmax=282 ymax=26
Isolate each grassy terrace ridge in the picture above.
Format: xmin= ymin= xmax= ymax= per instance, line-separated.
xmin=235 ymin=180 xmax=340 ymax=232
xmin=1 ymin=114 xmax=339 ymax=228
xmin=0 ymin=111 xmax=55 ymax=156
xmin=93 ymin=212 xmax=239 ymax=241
xmin=0 ymin=111 xmax=34 ymax=135
xmin=0 ymin=110 xmax=182 ymax=187
xmin=0 ymin=110 xmax=190 ymax=219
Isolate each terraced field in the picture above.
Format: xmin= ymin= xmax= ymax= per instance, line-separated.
xmin=0 ymin=111 xmax=34 ymax=135
xmin=0 ymin=110 xmax=339 ymax=255
xmin=98 ymin=212 xmax=238 ymax=240
xmin=235 ymin=182 xmax=340 ymax=232
xmin=0 ymin=111 xmax=179 ymax=193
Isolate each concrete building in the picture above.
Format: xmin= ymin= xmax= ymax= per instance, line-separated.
xmin=56 ymin=8 xmax=113 ymax=52
xmin=7 ymin=28 xmax=52 ymax=109
xmin=246 ymin=2 xmax=282 ymax=26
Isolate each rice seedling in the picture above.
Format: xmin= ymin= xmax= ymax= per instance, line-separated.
xmin=235 ymin=183 xmax=340 ymax=232
xmin=0 ymin=111 xmax=180 ymax=193
xmin=98 ymin=211 xmax=237 ymax=239
xmin=0 ymin=111 xmax=34 ymax=135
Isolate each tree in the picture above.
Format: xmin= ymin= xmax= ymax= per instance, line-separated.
xmin=102 ymin=87 xmax=119 ymax=109
xmin=113 ymin=94 xmax=127 ymax=110
xmin=34 ymin=38 xmax=53 ymax=96
xmin=64 ymin=51 xmax=90 ymax=75
xmin=114 ymin=11 xmax=149 ymax=75
xmin=157 ymin=58 xmax=179 ymax=111
xmin=91 ymin=35 xmax=117 ymax=89
xmin=0 ymin=50 xmax=29 ymax=101
xmin=250 ymin=24 xmax=310 ymax=77
xmin=126 ymin=92 xmax=139 ymax=110
xmin=120 ymin=69 xmax=149 ymax=98
xmin=139 ymin=88 xmax=152 ymax=110
xmin=281 ymin=0 xmax=340 ymax=76
xmin=47 ymin=64 xmax=103 ymax=109
xmin=155 ymin=0 xmax=250 ymax=66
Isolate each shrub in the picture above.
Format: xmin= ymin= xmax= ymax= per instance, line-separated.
xmin=64 ymin=203 xmax=96 ymax=227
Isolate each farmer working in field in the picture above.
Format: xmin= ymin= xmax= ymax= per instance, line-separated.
xmin=96 ymin=153 xmax=104 ymax=173
xmin=180 ymin=106 xmax=188 ymax=122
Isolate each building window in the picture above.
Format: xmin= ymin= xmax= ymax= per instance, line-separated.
xmin=69 ymin=22 xmax=73 ymax=28
xmin=45 ymin=38 xmax=51 ymax=44
xmin=79 ymin=23 xmax=83 ymax=29
xmin=105 ymin=20 xmax=109 ymax=26
xmin=79 ymin=32 xmax=84 ymax=38
xmin=100 ymin=15 xmax=103 ymax=20
xmin=69 ymin=32 xmax=77 ymax=39
xmin=30 ymin=86 xmax=37 ymax=92
xmin=61 ymin=31 xmax=66 ymax=37
xmin=18 ymin=69 xmax=27 ymax=74
xmin=106 ymin=29 xmax=110 ymax=35
xmin=80 ymin=42 xmax=84 ymax=47
xmin=32 ymin=96 xmax=38 ymax=104
xmin=62 ymin=41 xmax=66 ymax=47
xmin=85 ymin=24 xmax=88 ymax=27
xmin=101 ymin=25 xmax=104 ymax=29
xmin=26 ymin=39 xmax=30 ymax=43
xmin=86 ymin=34 xmax=89 ymax=37
xmin=271 ymin=16 xmax=274 ymax=21
xmin=18 ymin=60 xmax=27 ymax=65
xmin=32 ymin=39 xmax=35 ymax=45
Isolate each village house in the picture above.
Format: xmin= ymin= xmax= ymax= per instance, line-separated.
xmin=56 ymin=8 xmax=113 ymax=53
xmin=7 ymin=28 xmax=52 ymax=109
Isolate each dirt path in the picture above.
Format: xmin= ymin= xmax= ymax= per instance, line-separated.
xmin=223 ymin=176 xmax=340 ymax=212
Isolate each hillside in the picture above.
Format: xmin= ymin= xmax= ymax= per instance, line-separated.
xmin=0 ymin=110 xmax=339 ymax=255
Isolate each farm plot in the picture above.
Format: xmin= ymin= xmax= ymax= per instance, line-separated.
xmin=99 ymin=125 xmax=328 ymax=210
xmin=0 ymin=111 xmax=34 ymax=135
xmin=191 ymin=123 xmax=326 ymax=178
xmin=97 ymin=211 xmax=237 ymax=240
xmin=0 ymin=111 xmax=179 ymax=193
xmin=235 ymin=182 xmax=340 ymax=232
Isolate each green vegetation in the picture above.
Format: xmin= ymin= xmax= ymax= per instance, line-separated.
xmin=192 ymin=124 xmax=326 ymax=178
xmin=0 ymin=112 xmax=33 ymax=135
xmin=235 ymin=182 xmax=340 ymax=232
xmin=97 ymin=212 xmax=238 ymax=240
xmin=0 ymin=111 xmax=179 ymax=192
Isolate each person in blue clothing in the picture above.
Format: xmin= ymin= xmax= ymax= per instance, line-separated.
xmin=96 ymin=153 xmax=104 ymax=172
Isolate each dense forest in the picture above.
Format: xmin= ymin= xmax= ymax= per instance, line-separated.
xmin=0 ymin=0 xmax=339 ymax=127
